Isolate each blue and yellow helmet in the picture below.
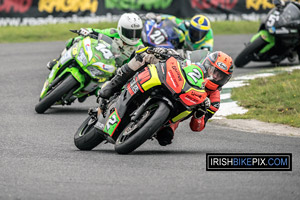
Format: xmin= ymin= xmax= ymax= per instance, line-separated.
xmin=188 ymin=15 xmax=211 ymax=43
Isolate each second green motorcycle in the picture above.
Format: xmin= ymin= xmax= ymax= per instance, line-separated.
xmin=35 ymin=32 xmax=118 ymax=114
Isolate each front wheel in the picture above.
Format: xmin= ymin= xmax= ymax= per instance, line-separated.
xmin=74 ymin=115 xmax=104 ymax=150
xmin=35 ymin=75 xmax=78 ymax=114
xmin=114 ymin=101 xmax=171 ymax=154
xmin=234 ymin=36 xmax=267 ymax=68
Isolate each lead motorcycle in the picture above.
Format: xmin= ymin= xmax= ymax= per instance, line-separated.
xmin=35 ymin=31 xmax=118 ymax=114
xmin=74 ymin=48 xmax=208 ymax=154
xmin=235 ymin=1 xmax=300 ymax=68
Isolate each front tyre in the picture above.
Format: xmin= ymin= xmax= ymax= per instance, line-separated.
xmin=115 ymin=101 xmax=171 ymax=154
xmin=234 ymin=36 xmax=267 ymax=68
xmin=35 ymin=75 xmax=78 ymax=114
xmin=74 ymin=116 xmax=104 ymax=150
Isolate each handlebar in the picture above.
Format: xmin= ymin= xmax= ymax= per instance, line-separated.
xmin=134 ymin=46 xmax=183 ymax=65
xmin=145 ymin=46 xmax=183 ymax=60
xmin=69 ymin=29 xmax=98 ymax=39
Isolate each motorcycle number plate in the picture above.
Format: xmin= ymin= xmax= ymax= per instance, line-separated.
xmin=104 ymin=110 xmax=121 ymax=136
xmin=149 ymin=28 xmax=167 ymax=45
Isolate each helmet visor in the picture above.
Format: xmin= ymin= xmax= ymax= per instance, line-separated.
xmin=209 ymin=68 xmax=231 ymax=87
xmin=121 ymin=27 xmax=142 ymax=40
xmin=203 ymin=59 xmax=231 ymax=87
xmin=189 ymin=26 xmax=207 ymax=43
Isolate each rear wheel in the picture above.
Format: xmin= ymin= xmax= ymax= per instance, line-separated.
xmin=114 ymin=101 xmax=170 ymax=154
xmin=234 ymin=36 xmax=267 ymax=68
xmin=35 ymin=75 xmax=78 ymax=114
xmin=74 ymin=116 xmax=104 ymax=150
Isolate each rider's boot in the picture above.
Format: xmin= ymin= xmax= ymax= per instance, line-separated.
xmin=156 ymin=121 xmax=180 ymax=146
xmin=190 ymin=115 xmax=206 ymax=132
xmin=99 ymin=64 xmax=135 ymax=99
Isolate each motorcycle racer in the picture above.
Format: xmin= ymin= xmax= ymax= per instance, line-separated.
xmin=145 ymin=13 xmax=214 ymax=51
xmin=99 ymin=47 xmax=233 ymax=146
xmin=157 ymin=51 xmax=233 ymax=146
xmin=45 ymin=13 xmax=144 ymax=102
xmin=47 ymin=12 xmax=144 ymax=70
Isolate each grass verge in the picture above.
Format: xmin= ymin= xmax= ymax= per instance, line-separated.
xmin=229 ymin=69 xmax=300 ymax=128
xmin=0 ymin=22 xmax=117 ymax=43
xmin=0 ymin=21 xmax=259 ymax=43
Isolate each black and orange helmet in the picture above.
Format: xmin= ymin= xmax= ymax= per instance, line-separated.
xmin=202 ymin=51 xmax=233 ymax=90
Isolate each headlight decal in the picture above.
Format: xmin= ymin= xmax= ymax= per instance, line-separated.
xmin=60 ymin=48 xmax=73 ymax=66
xmin=77 ymin=48 xmax=88 ymax=66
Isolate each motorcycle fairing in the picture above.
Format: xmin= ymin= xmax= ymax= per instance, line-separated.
xmin=60 ymin=48 xmax=73 ymax=66
xmin=171 ymin=110 xmax=192 ymax=123
xmin=140 ymin=64 xmax=162 ymax=92
xmin=164 ymin=57 xmax=206 ymax=107
xmin=127 ymin=67 xmax=152 ymax=96
xmin=251 ymin=30 xmax=275 ymax=54
xmin=58 ymin=67 xmax=86 ymax=93
xmin=83 ymin=37 xmax=93 ymax=62
xmin=127 ymin=77 xmax=143 ymax=96
xmin=179 ymin=88 xmax=206 ymax=107
xmin=103 ymin=109 xmax=121 ymax=136
xmin=165 ymin=57 xmax=186 ymax=93
xmin=76 ymin=37 xmax=117 ymax=79
xmin=182 ymin=64 xmax=206 ymax=89
xmin=143 ymin=19 xmax=179 ymax=48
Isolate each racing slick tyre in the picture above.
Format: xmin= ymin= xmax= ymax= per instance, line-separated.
xmin=115 ymin=101 xmax=170 ymax=154
xmin=35 ymin=75 xmax=78 ymax=114
xmin=74 ymin=116 xmax=105 ymax=150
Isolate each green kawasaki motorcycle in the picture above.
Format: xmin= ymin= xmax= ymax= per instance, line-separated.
xmin=35 ymin=32 xmax=118 ymax=114
xmin=235 ymin=1 xmax=300 ymax=68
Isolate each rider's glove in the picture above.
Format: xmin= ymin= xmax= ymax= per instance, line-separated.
xmin=152 ymin=47 xmax=180 ymax=58
xmin=194 ymin=97 xmax=211 ymax=118
xmin=79 ymin=28 xmax=92 ymax=36
xmin=128 ymin=52 xmax=158 ymax=71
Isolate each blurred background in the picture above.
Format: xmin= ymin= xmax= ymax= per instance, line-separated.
xmin=0 ymin=0 xmax=276 ymax=26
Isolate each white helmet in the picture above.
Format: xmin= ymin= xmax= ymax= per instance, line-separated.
xmin=117 ymin=13 xmax=143 ymax=46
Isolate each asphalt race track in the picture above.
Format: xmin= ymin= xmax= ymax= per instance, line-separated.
xmin=0 ymin=35 xmax=299 ymax=200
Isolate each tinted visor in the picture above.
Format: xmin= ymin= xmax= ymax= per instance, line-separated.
xmin=189 ymin=26 xmax=208 ymax=43
xmin=122 ymin=27 xmax=142 ymax=40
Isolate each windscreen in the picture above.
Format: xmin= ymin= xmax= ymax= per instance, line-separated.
xmin=279 ymin=3 xmax=300 ymax=26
